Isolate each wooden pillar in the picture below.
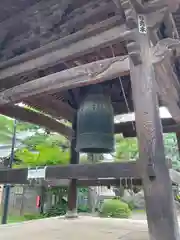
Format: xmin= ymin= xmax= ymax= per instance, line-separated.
xmin=176 ymin=132 xmax=180 ymax=155
xmin=129 ymin=16 xmax=180 ymax=240
xmin=66 ymin=114 xmax=79 ymax=218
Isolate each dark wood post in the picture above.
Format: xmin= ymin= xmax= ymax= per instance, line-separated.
xmin=66 ymin=114 xmax=79 ymax=218
xmin=176 ymin=132 xmax=180 ymax=155
xmin=129 ymin=15 xmax=180 ymax=240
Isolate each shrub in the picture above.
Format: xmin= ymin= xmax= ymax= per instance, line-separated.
xmin=127 ymin=200 xmax=135 ymax=210
xmin=99 ymin=199 xmax=131 ymax=218
xmin=43 ymin=202 xmax=67 ymax=218
xmin=78 ymin=205 xmax=90 ymax=213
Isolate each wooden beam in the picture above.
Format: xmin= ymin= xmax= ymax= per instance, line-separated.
xmin=0 ymin=105 xmax=72 ymax=138
xmin=176 ymin=132 xmax=180 ymax=155
xmin=0 ymin=172 xmax=143 ymax=186
xmin=0 ymin=56 xmax=129 ymax=104
xmin=0 ymin=162 xmax=143 ymax=185
xmin=154 ymin=55 xmax=180 ymax=123
xmin=121 ymin=1 xmax=179 ymax=239
xmin=151 ymin=38 xmax=180 ymax=121
xmin=46 ymin=162 xmax=147 ymax=179
xmin=45 ymin=178 xmax=142 ymax=187
xmin=25 ymin=96 xmax=75 ymax=122
xmin=0 ymin=16 xmax=121 ymax=70
xmin=143 ymin=0 xmax=180 ymax=13
xmin=115 ymin=118 xmax=180 ymax=135
xmin=0 ymin=165 xmax=141 ymax=185
xmin=0 ymin=16 xmax=128 ymax=82
xmin=0 ymin=166 xmax=178 ymax=186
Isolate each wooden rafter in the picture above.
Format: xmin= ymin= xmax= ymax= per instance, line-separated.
xmin=25 ymin=96 xmax=75 ymax=122
xmin=0 ymin=104 xmax=72 ymax=138
xmin=0 ymin=0 xmax=117 ymax=62
xmin=0 ymin=16 xmax=127 ymax=83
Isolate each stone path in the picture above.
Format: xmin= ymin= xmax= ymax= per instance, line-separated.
xmin=0 ymin=217 xmax=149 ymax=240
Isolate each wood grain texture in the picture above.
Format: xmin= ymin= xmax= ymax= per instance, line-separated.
xmin=26 ymin=96 xmax=75 ymax=122
xmin=46 ymin=162 xmax=141 ymax=179
xmin=0 ymin=165 xmax=177 ymax=185
xmin=115 ymin=118 xmax=180 ymax=135
xmin=0 ymin=16 xmax=126 ymax=82
xmin=120 ymin=1 xmax=180 ymax=239
xmin=67 ymin=114 xmax=79 ymax=213
xmin=0 ymin=0 xmax=116 ymax=62
xmin=0 ymin=105 xmax=72 ymax=138
xmin=176 ymin=132 xmax=180 ymax=155
xmin=0 ymin=56 xmax=129 ymax=104
xmin=152 ymin=38 xmax=180 ymax=123
xmin=130 ymin=33 xmax=180 ymax=240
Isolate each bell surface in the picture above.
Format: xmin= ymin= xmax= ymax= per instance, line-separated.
xmin=76 ymin=85 xmax=114 ymax=153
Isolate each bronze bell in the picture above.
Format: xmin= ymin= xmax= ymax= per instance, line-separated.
xmin=76 ymin=84 xmax=114 ymax=153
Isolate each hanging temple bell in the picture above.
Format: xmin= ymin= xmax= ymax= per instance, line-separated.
xmin=76 ymin=84 xmax=114 ymax=153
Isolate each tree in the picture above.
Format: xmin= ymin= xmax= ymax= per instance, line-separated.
xmin=115 ymin=134 xmax=138 ymax=161
xmin=164 ymin=133 xmax=180 ymax=171
xmin=0 ymin=115 xmax=38 ymax=144
xmin=15 ymin=132 xmax=70 ymax=167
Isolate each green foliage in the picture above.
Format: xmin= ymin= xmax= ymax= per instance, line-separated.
xmin=15 ymin=145 xmax=70 ymax=167
xmin=164 ymin=133 xmax=180 ymax=171
xmin=127 ymin=200 xmax=135 ymax=211
xmin=0 ymin=115 xmax=35 ymax=143
xmin=43 ymin=202 xmax=68 ymax=217
xmin=99 ymin=199 xmax=131 ymax=218
xmin=14 ymin=132 xmax=70 ymax=167
xmin=0 ymin=114 xmax=39 ymax=144
xmin=23 ymin=133 xmax=69 ymax=149
xmin=78 ymin=206 xmax=90 ymax=213
xmin=23 ymin=213 xmax=43 ymax=221
xmin=0 ymin=114 xmax=70 ymax=168
xmin=115 ymin=135 xmax=138 ymax=161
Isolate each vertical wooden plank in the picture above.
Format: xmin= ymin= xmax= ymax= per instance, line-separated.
xmin=129 ymin=14 xmax=180 ymax=240
xmin=66 ymin=114 xmax=79 ymax=218
xmin=176 ymin=132 xmax=180 ymax=155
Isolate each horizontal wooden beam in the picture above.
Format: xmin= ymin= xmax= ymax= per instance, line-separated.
xmin=46 ymin=162 xmax=143 ymax=179
xmin=44 ymin=178 xmax=142 ymax=187
xmin=0 ymin=167 xmax=143 ymax=186
xmin=114 ymin=118 xmax=180 ymax=136
xmin=0 ymin=16 xmax=121 ymax=69
xmin=0 ymin=162 xmax=142 ymax=184
xmin=0 ymin=161 xmax=176 ymax=185
xmin=25 ymin=96 xmax=75 ymax=122
xmin=0 ymin=16 xmax=127 ymax=82
xmin=0 ymin=105 xmax=72 ymax=138
xmin=0 ymin=56 xmax=129 ymax=105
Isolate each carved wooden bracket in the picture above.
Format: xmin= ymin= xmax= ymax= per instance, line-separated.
xmin=118 ymin=0 xmax=179 ymax=65
xmin=152 ymin=38 xmax=180 ymax=63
